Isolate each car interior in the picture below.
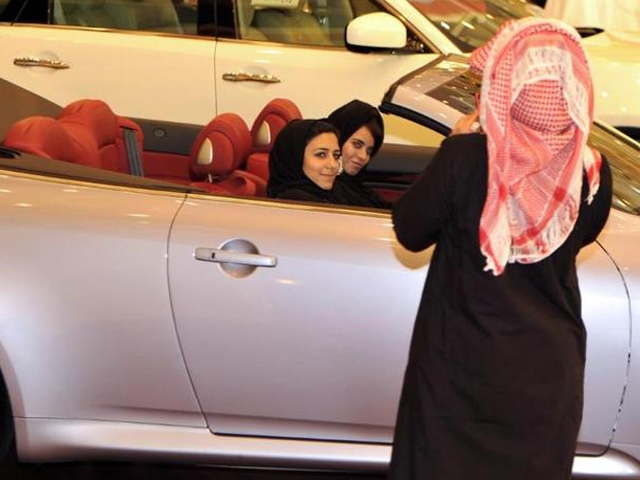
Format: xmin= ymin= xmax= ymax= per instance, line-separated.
xmin=0 ymin=95 xmax=436 ymax=205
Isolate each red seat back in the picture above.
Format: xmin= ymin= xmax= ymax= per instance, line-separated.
xmin=189 ymin=113 xmax=266 ymax=196
xmin=58 ymin=99 xmax=143 ymax=173
xmin=2 ymin=99 xmax=143 ymax=174
xmin=3 ymin=116 xmax=94 ymax=165
xmin=250 ymin=98 xmax=302 ymax=154
xmin=246 ymin=99 xmax=302 ymax=182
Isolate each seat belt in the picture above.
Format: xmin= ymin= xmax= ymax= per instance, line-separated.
xmin=121 ymin=127 xmax=145 ymax=176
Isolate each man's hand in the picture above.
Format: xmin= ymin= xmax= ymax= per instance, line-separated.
xmin=451 ymin=110 xmax=481 ymax=136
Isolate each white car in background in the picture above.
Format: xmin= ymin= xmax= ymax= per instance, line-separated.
xmin=0 ymin=0 xmax=638 ymax=151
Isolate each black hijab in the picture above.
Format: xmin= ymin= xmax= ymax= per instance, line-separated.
xmin=327 ymin=99 xmax=384 ymax=173
xmin=267 ymin=119 xmax=339 ymax=202
xmin=328 ymin=100 xmax=387 ymax=208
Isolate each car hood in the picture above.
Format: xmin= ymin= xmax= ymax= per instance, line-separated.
xmin=581 ymin=31 xmax=640 ymax=129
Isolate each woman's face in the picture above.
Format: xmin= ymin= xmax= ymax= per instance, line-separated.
xmin=341 ymin=126 xmax=375 ymax=176
xmin=302 ymin=132 xmax=341 ymax=190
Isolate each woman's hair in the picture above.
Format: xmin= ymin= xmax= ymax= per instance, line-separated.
xmin=306 ymin=120 xmax=340 ymax=145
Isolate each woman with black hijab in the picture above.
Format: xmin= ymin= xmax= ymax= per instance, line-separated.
xmin=267 ymin=119 xmax=341 ymax=203
xmin=327 ymin=100 xmax=388 ymax=208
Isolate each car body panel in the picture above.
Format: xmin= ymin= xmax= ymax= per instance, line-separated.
xmin=581 ymin=31 xmax=640 ymax=130
xmin=596 ymin=209 xmax=640 ymax=449
xmin=0 ymin=25 xmax=216 ymax=125
xmin=168 ymin=196 xmax=426 ymax=442
xmin=0 ymin=171 xmax=204 ymax=427
xmin=214 ymin=38 xmax=438 ymax=144
xmin=16 ymin=418 xmax=640 ymax=479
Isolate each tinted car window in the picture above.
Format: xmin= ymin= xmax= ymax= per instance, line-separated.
xmin=409 ymin=0 xmax=541 ymax=51
xmin=51 ymin=0 xmax=197 ymax=34
xmin=235 ymin=0 xmax=412 ymax=47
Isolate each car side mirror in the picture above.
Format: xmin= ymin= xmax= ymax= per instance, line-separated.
xmin=346 ymin=12 xmax=407 ymax=51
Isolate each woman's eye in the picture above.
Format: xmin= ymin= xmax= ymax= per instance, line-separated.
xmin=366 ymin=148 xmax=373 ymax=156
xmin=352 ymin=140 xmax=364 ymax=149
xmin=316 ymin=151 xmax=327 ymax=158
xmin=333 ymin=152 xmax=342 ymax=160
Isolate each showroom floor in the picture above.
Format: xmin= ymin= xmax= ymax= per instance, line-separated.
xmin=0 ymin=447 xmax=384 ymax=480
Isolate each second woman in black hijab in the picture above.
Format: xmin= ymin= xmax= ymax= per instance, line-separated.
xmin=267 ymin=119 xmax=342 ymax=203
xmin=328 ymin=100 xmax=388 ymax=208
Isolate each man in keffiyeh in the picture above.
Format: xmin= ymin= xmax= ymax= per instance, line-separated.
xmin=390 ymin=17 xmax=612 ymax=480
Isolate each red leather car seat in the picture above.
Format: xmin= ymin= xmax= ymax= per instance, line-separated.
xmin=2 ymin=99 xmax=143 ymax=174
xmin=246 ymin=98 xmax=302 ymax=181
xmin=3 ymin=117 xmax=93 ymax=165
xmin=58 ymin=99 xmax=143 ymax=173
xmin=189 ymin=113 xmax=267 ymax=197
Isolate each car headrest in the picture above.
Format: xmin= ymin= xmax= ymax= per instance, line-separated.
xmin=251 ymin=98 xmax=302 ymax=153
xmin=190 ymin=113 xmax=252 ymax=179
xmin=2 ymin=116 xmax=99 ymax=167
xmin=58 ymin=99 xmax=120 ymax=150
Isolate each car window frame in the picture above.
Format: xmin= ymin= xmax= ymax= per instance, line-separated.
xmin=215 ymin=0 xmax=438 ymax=53
xmin=0 ymin=0 xmax=216 ymax=37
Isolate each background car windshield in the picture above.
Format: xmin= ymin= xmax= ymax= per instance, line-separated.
xmin=409 ymin=0 xmax=542 ymax=51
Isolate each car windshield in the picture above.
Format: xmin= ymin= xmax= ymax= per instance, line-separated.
xmin=384 ymin=55 xmax=640 ymax=215
xmin=409 ymin=0 xmax=542 ymax=51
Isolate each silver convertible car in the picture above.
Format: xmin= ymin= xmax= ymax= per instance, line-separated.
xmin=0 ymin=55 xmax=640 ymax=479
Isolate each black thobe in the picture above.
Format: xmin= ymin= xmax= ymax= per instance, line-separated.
xmin=389 ymin=133 xmax=612 ymax=480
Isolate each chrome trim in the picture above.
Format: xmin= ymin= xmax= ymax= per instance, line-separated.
xmin=13 ymin=57 xmax=70 ymax=69
xmin=194 ymin=247 xmax=277 ymax=267
xmin=222 ymin=72 xmax=281 ymax=83
xmin=572 ymin=449 xmax=640 ymax=479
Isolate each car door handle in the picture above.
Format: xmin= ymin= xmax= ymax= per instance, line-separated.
xmin=194 ymin=247 xmax=277 ymax=267
xmin=13 ymin=57 xmax=70 ymax=69
xmin=222 ymin=72 xmax=281 ymax=84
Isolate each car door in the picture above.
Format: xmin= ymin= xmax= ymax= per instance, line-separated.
xmin=213 ymin=0 xmax=450 ymax=145
xmin=0 ymin=0 xmax=215 ymax=126
xmin=168 ymin=193 xmax=628 ymax=450
xmin=168 ymin=196 xmax=429 ymax=443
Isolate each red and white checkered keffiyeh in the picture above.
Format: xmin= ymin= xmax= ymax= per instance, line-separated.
xmin=470 ymin=18 xmax=602 ymax=275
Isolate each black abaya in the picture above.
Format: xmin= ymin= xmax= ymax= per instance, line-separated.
xmin=389 ymin=133 xmax=612 ymax=480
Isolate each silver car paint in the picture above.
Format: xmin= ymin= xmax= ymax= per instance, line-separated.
xmin=168 ymin=196 xmax=426 ymax=443
xmin=165 ymin=192 xmax=630 ymax=450
xmin=0 ymin=167 xmax=633 ymax=477
xmin=0 ymin=172 xmax=204 ymax=427
xmin=598 ymin=209 xmax=640 ymax=455
xmin=13 ymin=419 xmax=640 ymax=478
